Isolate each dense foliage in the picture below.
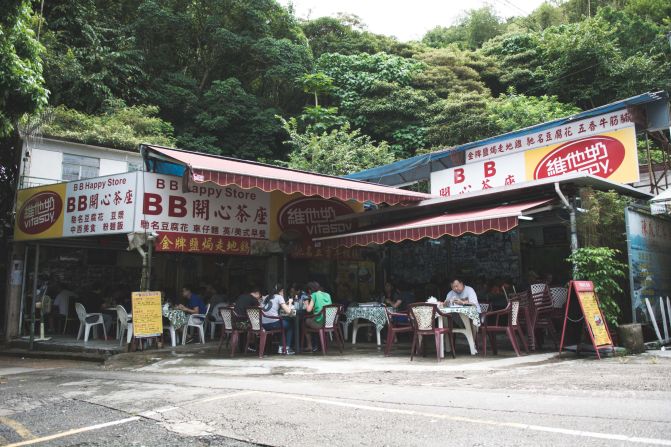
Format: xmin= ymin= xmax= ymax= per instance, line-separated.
xmin=3 ymin=0 xmax=670 ymax=175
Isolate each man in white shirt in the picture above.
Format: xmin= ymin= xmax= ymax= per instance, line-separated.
xmin=444 ymin=278 xmax=481 ymax=312
xmin=50 ymin=284 xmax=77 ymax=332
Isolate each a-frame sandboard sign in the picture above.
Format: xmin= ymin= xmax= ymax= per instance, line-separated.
xmin=559 ymin=280 xmax=614 ymax=359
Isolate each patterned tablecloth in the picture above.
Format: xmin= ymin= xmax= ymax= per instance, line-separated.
xmin=345 ymin=306 xmax=390 ymax=332
xmin=163 ymin=308 xmax=189 ymax=330
xmin=437 ymin=306 xmax=481 ymax=327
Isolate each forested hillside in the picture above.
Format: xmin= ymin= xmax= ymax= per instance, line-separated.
xmin=12 ymin=0 xmax=671 ymax=175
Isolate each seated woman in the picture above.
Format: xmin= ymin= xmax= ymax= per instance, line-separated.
xmin=261 ymin=284 xmax=295 ymax=355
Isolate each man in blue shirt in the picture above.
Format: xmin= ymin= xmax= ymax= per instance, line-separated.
xmin=177 ymin=285 xmax=207 ymax=315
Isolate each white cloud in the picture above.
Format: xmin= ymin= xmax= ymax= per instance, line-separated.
xmin=281 ymin=0 xmax=548 ymax=41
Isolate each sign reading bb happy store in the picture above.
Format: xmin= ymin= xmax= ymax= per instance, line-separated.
xmin=430 ymin=110 xmax=639 ymax=197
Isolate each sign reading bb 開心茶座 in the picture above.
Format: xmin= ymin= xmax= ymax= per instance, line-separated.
xmin=131 ymin=291 xmax=163 ymax=338
xmin=430 ymin=110 xmax=639 ymax=197
xmin=139 ymin=173 xmax=271 ymax=254
xmin=14 ymin=172 xmax=138 ymax=241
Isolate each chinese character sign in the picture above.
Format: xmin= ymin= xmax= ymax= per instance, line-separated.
xmin=430 ymin=152 xmax=526 ymax=197
xmin=137 ymin=173 xmax=270 ymax=241
xmin=431 ymin=126 xmax=638 ymax=197
xmin=465 ymin=109 xmax=634 ymax=163
xmin=64 ymin=173 xmax=137 ymax=237
xmin=625 ymin=208 xmax=671 ymax=324
xmin=154 ymin=233 xmax=251 ymax=255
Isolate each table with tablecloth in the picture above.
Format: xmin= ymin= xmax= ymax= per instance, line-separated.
xmin=436 ymin=305 xmax=482 ymax=356
xmin=345 ymin=305 xmax=391 ymax=346
xmin=162 ymin=308 xmax=189 ymax=330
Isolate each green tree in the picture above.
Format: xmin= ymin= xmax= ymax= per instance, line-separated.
xmin=1 ymin=0 xmax=47 ymax=138
xmin=1 ymin=0 xmax=48 ymax=241
xmin=280 ymin=118 xmax=395 ymax=176
xmin=42 ymin=103 xmax=175 ymax=151
xmin=487 ymin=89 xmax=581 ymax=133
xmin=297 ymin=72 xmax=334 ymax=107
xmin=421 ymin=6 xmax=504 ymax=50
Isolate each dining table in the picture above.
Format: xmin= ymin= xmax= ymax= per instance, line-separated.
xmin=345 ymin=305 xmax=390 ymax=347
xmin=436 ymin=304 xmax=482 ymax=357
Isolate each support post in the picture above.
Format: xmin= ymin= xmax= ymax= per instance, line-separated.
xmin=29 ymin=243 xmax=39 ymax=350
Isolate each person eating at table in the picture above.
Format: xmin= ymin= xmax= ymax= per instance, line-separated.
xmin=176 ymin=284 xmax=207 ymax=315
xmin=262 ymin=283 xmax=295 ymax=355
xmin=444 ymin=278 xmax=481 ymax=312
xmin=303 ymin=281 xmax=332 ymax=352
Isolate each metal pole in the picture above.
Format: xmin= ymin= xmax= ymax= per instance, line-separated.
xmin=18 ymin=245 xmax=29 ymax=335
xmin=29 ymin=244 xmax=39 ymax=350
xmin=147 ymin=239 xmax=154 ymax=291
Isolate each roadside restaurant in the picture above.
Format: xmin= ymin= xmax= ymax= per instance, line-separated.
xmin=8 ymin=91 xmax=669 ymax=359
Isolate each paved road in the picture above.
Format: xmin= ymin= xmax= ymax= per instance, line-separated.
xmin=0 ymin=352 xmax=670 ymax=446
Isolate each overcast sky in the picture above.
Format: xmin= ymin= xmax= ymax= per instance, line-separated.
xmin=280 ymin=0 xmax=548 ymax=41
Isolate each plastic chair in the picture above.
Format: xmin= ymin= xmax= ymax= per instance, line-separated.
xmin=75 ymin=302 xmax=106 ymax=342
xmin=383 ymin=308 xmax=413 ymax=356
xmin=244 ymin=306 xmax=286 ymax=358
xmin=528 ymin=283 xmax=559 ymax=350
xmin=217 ymin=307 xmax=243 ymax=357
xmin=480 ymin=300 xmax=529 ymax=357
xmin=408 ymin=303 xmax=455 ymax=361
xmin=182 ymin=303 xmax=210 ymax=345
xmin=209 ymin=302 xmax=228 ymax=340
xmin=351 ymin=314 xmax=382 ymax=346
xmin=116 ymin=305 xmax=133 ymax=346
xmin=302 ymin=305 xmax=344 ymax=355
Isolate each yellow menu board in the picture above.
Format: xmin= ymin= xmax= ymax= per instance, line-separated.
xmin=576 ymin=290 xmax=612 ymax=347
xmin=131 ymin=291 xmax=163 ymax=338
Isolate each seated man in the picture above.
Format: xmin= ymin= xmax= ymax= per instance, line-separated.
xmin=233 ymin=286 xmax=262 ymax=351
xmin=444 ymin=278 xmax=481 ymax=312
xmin=50 ymin=283 xmax=76 ymax=332
xmin=176 ymin=284 xmax=207 ymax=315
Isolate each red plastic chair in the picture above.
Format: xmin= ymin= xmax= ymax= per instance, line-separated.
xmin=480 ymin=300 xmax=529 ymax=357
xmin=528 ymin=283 xmax=559 ymax=350
xmin=217 ymin=306 xmax=243 ymax=357
xmin=244 ymin=307 xmax=286 ymax=358
xmin=408 ymin=303 xmax=455 ymax=361
xmin=302 ymin=305 xmax=343 ymax=355
xmin=384 ymin=307 xmax=413 ymax=357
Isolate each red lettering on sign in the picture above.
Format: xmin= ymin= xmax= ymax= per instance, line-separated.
xmin=484 ymin=161 xmax=496 ymax=178
xmin=534 ymin=136 xmax=625 ymax=180
xmin=454 ymin=168 xmax=465 ymax=184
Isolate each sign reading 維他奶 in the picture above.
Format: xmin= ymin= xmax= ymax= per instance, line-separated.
xmin=14 ymin=173 xmax=137 ymax=241
xmin=430 ymin=110 xmax=639 ymax=197
xmin=464 ymin=109 xmax=635 ymax=163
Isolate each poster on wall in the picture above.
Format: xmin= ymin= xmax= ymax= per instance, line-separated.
xmin=625 ymin=208 xmax=671 ymax=323
xmin=431 ymin=110 xmax=639 ymax=197
xmin=131 ymin=291 xmax=163 ymax=338
xmin=137 ymin=173 xmax=270 ymax=252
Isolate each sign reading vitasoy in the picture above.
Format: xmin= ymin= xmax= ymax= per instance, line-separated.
xmin=431 ymin=113 xmax=639 ymax=197
xmin=17 ymin=191 xmax=63 ymax=235
xmin=138 ymin=173 xmax=270 ymax=240
xmin=465 ymin=109 xmax=634 ymax=163
xmin=64 ymin=173 xmax=137 ymax=236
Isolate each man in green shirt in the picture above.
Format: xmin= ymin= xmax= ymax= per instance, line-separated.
xmin=304 ymin=281 xmax=332 ymax=351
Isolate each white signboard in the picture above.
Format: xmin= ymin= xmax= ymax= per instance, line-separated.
xmin=431 ymin=152 xmax=525 ymax=197
xmin=64 ymin=172 xmax=137 ymax=237
xmin=465 ymin=110 xmax=634 ymax=164
xmin=137 ymin=173 xmax=270 ymax=240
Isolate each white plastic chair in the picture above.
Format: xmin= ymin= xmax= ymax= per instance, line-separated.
xmin=209 ymin=302 xmax=228 ymax=340
xmin=351 ymin=319 xmax=381 ymax=346
xmin=182 ymin=304 xmax=210 ymax=345
xmin=75 ymin=302 xmax=107 ymax=342
xmin=116 ymin=305 xmax=133 ymax=346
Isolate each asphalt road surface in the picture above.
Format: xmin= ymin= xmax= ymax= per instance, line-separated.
xmin=0 ymin=351 xmax=670 ymax=446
